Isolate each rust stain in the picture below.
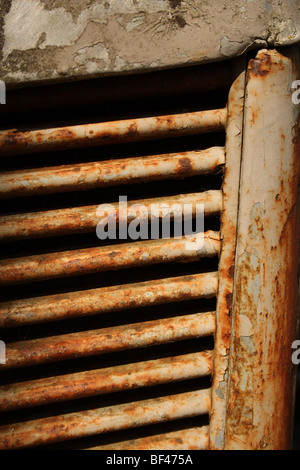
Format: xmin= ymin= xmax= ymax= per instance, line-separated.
xmin=0 ymin=272 xmax=218 ymax=328
xmin=209 ymin=61 xmax=245 ymax=450
xmin=0 ymin=351 xmax=213 ymax=411
xmin=229 ymin=265 xmax=235 ymax=279
xmin=249 ymin=54 xmax=271 ymax=77
xmin=2 ymin=131 xmax=24 ymax=146
xmin=2 ymin=311 xmax=215 ymax=370
xmin=0 ymin=109 xmax=227 ymax=156
xmin=225 ymin=49 xmax=300 ymax=450
xmin=0 ymin=147 xmax=225 ymax=198
xmin=0 ymin=389 xmax=211 ymax=449
xmin=53 ymin=129 xmax=74 ymax=140
xmin=249 ymin=51 xmax=286 ymax=80
xmin=178 ymin=157 xmax=192 ymax=174
xmin=225 ymin=292 xmax=233 ymax=311
xmin=0 ymin=232 xmax=220 ymax=285
xmin=86 ymin=426 xmax=208 ymax=450
xmin=126 ymin=123 xmax=138 ymax=136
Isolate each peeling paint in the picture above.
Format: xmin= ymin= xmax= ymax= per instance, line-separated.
xmin=74 ymin=42 xmax=110 ymax=68
xmin=209 ymin=59 xmax=246 ymax=450
xmin=1 ymin=0 xmax=299 ymax=86
xmin=238 ymin=315 xmax=255 ymax=337
xmin=226 ymin=49 xmax=300 ymax=450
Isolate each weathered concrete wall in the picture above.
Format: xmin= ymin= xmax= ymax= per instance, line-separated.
xmin=0 ymin=0 xmax=300 ymax=87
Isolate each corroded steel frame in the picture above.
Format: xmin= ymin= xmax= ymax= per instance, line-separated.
xmin=0 ymin=47 xmax=299 ymax=451
xmin=211 ymin=48 xmax=300 ymax=450
xmin=225 ymin=48 xmax=300 ymax=450
xmin=209 ymin=56 xmax=247 ymax=449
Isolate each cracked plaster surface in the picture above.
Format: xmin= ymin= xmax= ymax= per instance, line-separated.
xmin=0 ymin=0 xmax=299 ymax=86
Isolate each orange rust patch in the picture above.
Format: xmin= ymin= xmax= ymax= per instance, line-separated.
xmin=126 ymin=123 xmax=138 ymax=136
xmin=53 ymin=129 xmax=74 ymax=140
xmin=225 ymin=292 xmax=233 ymax=311
xmin=178 ymin=157 xmax=192 ymax=174
xmin=229 ymin=265 xmax=235 ymax=279
xmin=249 ymin=53 xmax=272 ymax=78
xmin=2 ymin=132 xmax=23 ymax=146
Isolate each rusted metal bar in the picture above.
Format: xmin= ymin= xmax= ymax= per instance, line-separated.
xmin=0 ymin=190 xmax=222 ymax=241
xmin=0 ymin=231 xmax=220 ymax=285
xmin=2 ymin=312 xmax=215 ymax=369
xmin=0 ymin=108 xmax=227 ymax=156
xmin=225 ymin=49 xmax=300 ymax=450
xmin=209 ymin=58 xmax=246 ymax=449
xmin=0 ymin=272 xmax=218 ymax=328
xmin=0 ymin=388 xmax=211 ymax=449
xmin=0 ymin=351 xmax=213 ymax=411
xmin=85 ymin=426 xmax=209 ymax=450
xmin=0 ymin=147 xmax=225 ymax=199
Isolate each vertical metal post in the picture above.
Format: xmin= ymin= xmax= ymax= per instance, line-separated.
xmin=225 ymin=49 xmax=300 ymax=449
xmin=209 ymin=58 xmax=246 ymax=449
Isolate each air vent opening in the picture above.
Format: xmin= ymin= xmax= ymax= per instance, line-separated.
xmin=0 ymin=60 xmax=233 ymax=450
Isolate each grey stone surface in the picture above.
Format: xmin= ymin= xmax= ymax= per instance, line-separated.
xmin=1 ymin=0 xmax=300 ymax=87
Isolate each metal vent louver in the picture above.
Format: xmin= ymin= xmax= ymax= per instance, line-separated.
xmin=0 ymin=61 xmax=242 ymax=450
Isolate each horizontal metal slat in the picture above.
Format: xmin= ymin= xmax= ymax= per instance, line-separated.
xmin=0 ymin=351 xmax=213 ymax=411
xmin=0 ymin=231 xmax=220 ymax=285
xmin=0 ymin=389 xmax=211 ymax=449
xmin=0 ymin=147 xmax=225 ymax=199
xmin=0 ymin=109 xmax=227 ymax=156
xmin=0 ymin=190 xmax=222 ymax=241
xmin=0 ymin=75 xmax=227 ymax=452
xmin=85 ymin=426 xmax=209 ymax=450
xmin=0 ymin=272 xmax=218 ymax=328
xmin=2 ymin=312 xmax=215 ymax=369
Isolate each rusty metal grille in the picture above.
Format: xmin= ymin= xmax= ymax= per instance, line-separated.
xmin=0 ymin=63 xmax=235 ymax=450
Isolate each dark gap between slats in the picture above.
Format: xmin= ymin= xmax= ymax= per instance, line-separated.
xmin=0 ymin=336 xmax=214 ymax=386
xmin=0 ymin=216 xmax=221 ymax=260
xmin=0 ymin=64 xmax=226 ymax=448
xmin=0 ymin=133 xmax=225 ymax=174
xmin=0 ymin=177 xmax=223 ymax=227
xmin=0 ymin=374 xmax=212 ymax=426
xmin=0 ymin=297 xmax=216 ymax=342
xmin=31 ymin=415 xmax=210 ymax=450
xmin=0 ymin=257 xmax=219 ymax=301
xmin=0 ymin=87 xmax=228 ymax=133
